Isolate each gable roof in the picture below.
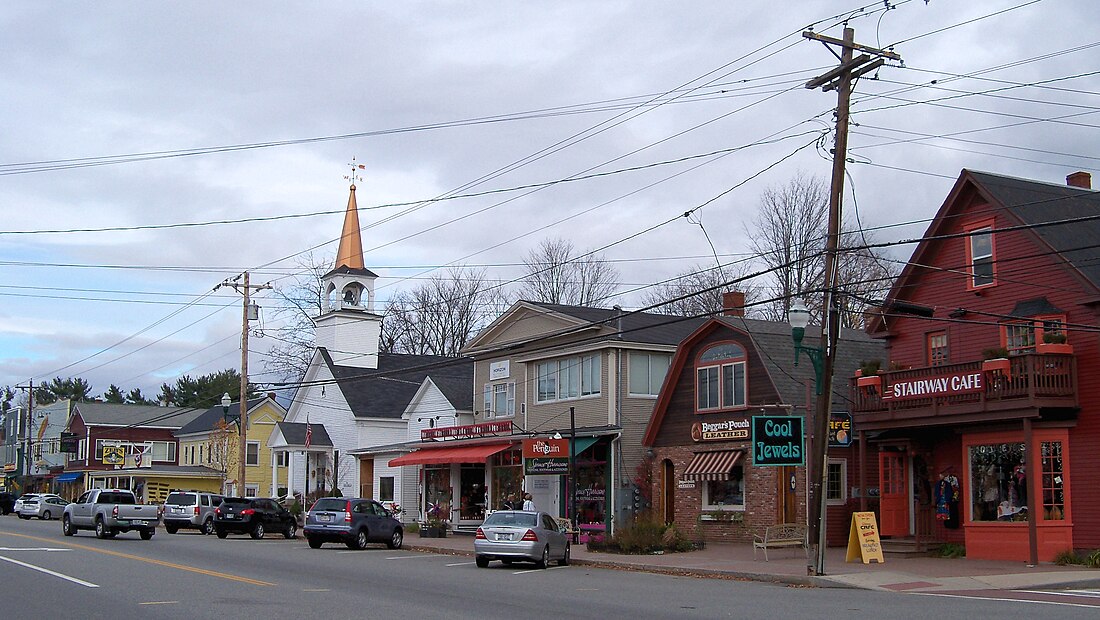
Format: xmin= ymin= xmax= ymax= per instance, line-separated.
xmin=175 ymin=397 xmax=283 ymax=437
xmin=71 ymin=402 xmax=204 ymax=430
xmin=870 ymin=169 xmax=1100 ymax=333
xmin=271 ymin=421 xmax=334 ymax=448
xmin=321 ymin=348 xmax=473 ymax=419
xmin=643 ymin=316 xmax=885 ymax=445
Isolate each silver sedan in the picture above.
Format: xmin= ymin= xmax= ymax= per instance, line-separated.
xmin=19 ymin=495 xmax=69 ymax=520
xmin=474 ymin=510 xmax=570 ymax=568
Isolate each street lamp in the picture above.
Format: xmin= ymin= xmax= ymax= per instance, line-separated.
xmin=788 ymin=297 xmax=830 ymax=576
xmin=221 ymin=392 xmax=236 ymax=426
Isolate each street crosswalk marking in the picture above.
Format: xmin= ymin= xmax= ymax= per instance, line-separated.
xmin=0 ymin=554 xmax=99 ymax=588
xmin=1017 ymin=589 xmax=1100 ymax=599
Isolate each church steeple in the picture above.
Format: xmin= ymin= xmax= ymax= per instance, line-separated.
xmin=335 ymin=182 xmax=365 ymax=270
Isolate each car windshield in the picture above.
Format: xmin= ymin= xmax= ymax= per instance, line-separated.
xmin=165 ymin=493 xmax=197 ymax=506
xmin=483 ymin=512 xmax=538 ymax=527
xmin=311 ymin=498 xmax=348 ymax=511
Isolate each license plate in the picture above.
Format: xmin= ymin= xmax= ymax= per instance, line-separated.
xmin=172 ymin=508 xmax=184 ymax=513
xmin=496 ymin=533 xmax=512 ymax=541
xmin=225 ymin=514 xmax=238 ymax=519
xmin=319 ymin=515 xmax=332 ymax=523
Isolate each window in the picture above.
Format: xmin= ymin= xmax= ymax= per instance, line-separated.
xmin=379 ymin=476 xmax=395 ymax=502
xmin=629 ymin=352 xmax=671 ymax=396
xmin=483 ymin=382 xmax=516 ymax=418
xmin=199 ymin=445 xmax=205 ymax=464
xmin=927 ymin=332 xmax=948 ymax=366
xmin=78 ymin=439 xmax=87 ymax=461
xmin=1003 ymin=315 xmax=1066 ymax=355
xmin=1040 ymin=441 xmax=1065 ymax=521
xmin=826 ymin=459 xmax=847 ymax=504
xmin=536 ymin=355 xmax=601 ymax=402
xmin=701 ymin=466 xmax=745 ymax=510
xmin=696 ymin=343 xmax=747 ymax=411
xmin=244 ymin=485 xmax=258 ymax=498
xmin=148 ymin=441 xmax=175 ymax=462
xmin=968 ymin=225 xmax=994 ymax=287
xmin=969 ymin=441 xmax=1026 ymax=522
xmin=276 ymin=451 xmax=289 ymax=467
xmin=246 ymin=441 xmax=260 ymax=466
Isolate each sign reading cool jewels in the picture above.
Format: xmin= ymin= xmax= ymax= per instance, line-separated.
xmin=751 ymin=415 xmax=804 ymax=467
xmin=522 ymin=438 xmax=570 ymax=475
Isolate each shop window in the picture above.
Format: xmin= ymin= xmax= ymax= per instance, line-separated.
xmin=246 ymin=441 xmax=260 ymax=466
xmin=927 ymin=331 xmax=948 ymax=366
xmin=628 ymin=352 xmax=671 ymax=396
xmin=379 ymin=476 xmax=395 ymax=502
xmin=968 ymin=442 xmax=1027 ymax=522
xmin=536 ymin=355 xmax=601 ymax=402
xmin=826 ymin=459 xmax=847 ymax=505
xmin=696 ymin=343 xmax=747 ymax=412
xmin=701 ymin=466 xmax=745 ymax=510
xmin=575 ymin=445 xmax=607 ymax=529
xmin=424 ymin=466 xmax=451 ymax=522
xmin=966 ymin=223 xmax=995 ymax=288
xmin=483 ymin=382 xmax=515 ymax=418
xmin=1040 ymin=441 xmax=1065 ymax=521
xmin=490 ymin=450 xmax=523 ymax=511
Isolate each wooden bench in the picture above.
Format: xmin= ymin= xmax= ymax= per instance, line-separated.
xmin=752 ymin=524 xmax=806 ymax=561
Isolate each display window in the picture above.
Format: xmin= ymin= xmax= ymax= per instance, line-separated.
xmin=573 ymin=443 xmax=608 ymax=531
xmin=964 ymin=430 xmax=1070 ymax=524
xmin=701 ymin=466 xmax=744 ymax=510
xmin=490 ymin=449 xmax=523 ymax=511
xmin=424 ymin=466 xmax=451 ymax=522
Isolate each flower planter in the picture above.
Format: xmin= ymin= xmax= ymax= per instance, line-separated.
xmin=856 ymin=375 xmax=881 ymax=389
xmin=1036 ymin=343 xmax=1073 ymax=355
xmin=419 ymin=525 xmax=448 ymax=538
xmin=982 ymin=358 xmax=1011 ymax=375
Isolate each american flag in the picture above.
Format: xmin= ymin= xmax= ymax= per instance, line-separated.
xmin=304 ymin=418 xmax=312 ymax=449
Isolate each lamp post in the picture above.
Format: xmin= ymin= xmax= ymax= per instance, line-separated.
xmin=788 ymin=297 xmax=832 ymax=576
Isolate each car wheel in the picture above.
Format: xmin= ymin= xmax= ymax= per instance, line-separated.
xmin=140 ymin=529 xmax=154 ymax=540
xmin=216 ymin=527 xmax=228 ymax=539
xmin=201 ymin=518 xmax=215 ymax=536
xmin=62 ymin=515 xmax=74 ymax=536
xmin=250 ymin=521 xmax=265 ymax=539
xmin=308 ymin=537 xmax=323 ymax=549
xmin=95 ymin=518 xmax=109 ymax=539
xmin=535 ymin=545 xmax=549 ymax=569
xmin=283 ymin=521 xmax=297 ymax=540
xmin=557 ymin=543 xmax=570 ymax=566
xmin=42 ymin=510 xmax=51 ymax=520
xmin=475 ymin=555 xmax=490 ymax=568
xmin=165 ymin=524 xmax=179 ymax=534
xmin=387 ymin=528 xmax=403 ymax=550
xmin=347 ymin=529 xmax=368 ymax=550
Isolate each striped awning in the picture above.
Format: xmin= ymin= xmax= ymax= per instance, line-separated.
xmin=682 ymin=450 xmax=744 ymax=481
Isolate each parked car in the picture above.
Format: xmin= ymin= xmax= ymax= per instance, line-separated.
xmin=474 ymin=510 xmax=570 ymax=568
xmin=162 ymin=491 xmax=223 ymax=535
xmin=15 ymin=493 xmax=62 ymax=519
xmin=303 ymin=497 xmax=403 ymax=550
xmin=62 ymin=489 xmax=160 ymax=540
xmin=18 ymin=495 xmax=69 ymax=520
xmin=214 ymin=497 xmax=297 ymax=539
xmin=0 ymin=492 xmax=15 ymax=515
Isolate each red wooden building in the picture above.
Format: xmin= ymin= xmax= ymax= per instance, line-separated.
xmin=857 ymin=169 xmax=1098 ymax=561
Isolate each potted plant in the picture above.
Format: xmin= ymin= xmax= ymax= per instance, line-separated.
xmin=856 ymin=360 xmax=882 ymax=390
xmin=981 ymin=347 xmax=1011 ymax=376
xmin=419 ymin=503 xmax=449 ymax=538
xmin=1037 ymin=332 xmax=1073 ymax=354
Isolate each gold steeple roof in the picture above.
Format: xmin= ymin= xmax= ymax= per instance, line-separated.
xmin=335 ymin=184 xmax=365 ymax=270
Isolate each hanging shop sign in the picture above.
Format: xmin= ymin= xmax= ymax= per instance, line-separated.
xmin=523 ymin=438 xmax=570 ymax=475
xmin=690 ymin=416 xmax=750 ymax=442
xmin=883 ymin=370 xmax=983 ymax=401
xmin=489 ymin=360 xmax=510 ymax=380
xmin=751 ymin=415 xmax=804 ymax=467
xmin=101 ymin=445 xmax=125 ymax=466
xmin=422 ymin=420 xmax=514 ymax=441
xmin=829 ymin=411 xmax=853 ymax=448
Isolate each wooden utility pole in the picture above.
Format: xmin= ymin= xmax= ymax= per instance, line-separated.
xmin=802 ymin=27 xmax=900 ymax=577
xmin=216 ymin=272 xmax=271 ymax=496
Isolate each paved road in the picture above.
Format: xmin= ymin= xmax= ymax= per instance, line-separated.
xmin=1 ymin=516 xmax=1097 ymax=619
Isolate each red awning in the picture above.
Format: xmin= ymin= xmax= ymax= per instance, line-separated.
xmin=682 ymin=450 xmax=744 ymax=481
xmin=388 ymin=442 xmax=515 ymax=467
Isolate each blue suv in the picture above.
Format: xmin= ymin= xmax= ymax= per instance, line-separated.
xmin=304 ymin=497 xmax=403 ymax=550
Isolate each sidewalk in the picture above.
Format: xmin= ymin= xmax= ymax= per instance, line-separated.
xmin=405 ymin=533 xmax=1100 ymax=593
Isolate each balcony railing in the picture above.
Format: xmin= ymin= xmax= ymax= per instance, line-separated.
xmin=850 ymin=353 xmax=1077 ymax=427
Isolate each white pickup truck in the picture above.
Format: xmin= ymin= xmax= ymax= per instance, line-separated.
xmin=62 ymin=488 xmax=160 ymax=540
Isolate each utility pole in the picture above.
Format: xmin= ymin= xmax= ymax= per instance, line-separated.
xmin=16 ymin=380 xmax=33 ymax=488
xmin=802 ymin=27 xmax=900 ymax=577
xmin=216 ymin=272 xmax=271 ymax=496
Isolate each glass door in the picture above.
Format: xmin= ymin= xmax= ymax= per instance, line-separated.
xmin=459 ymin=465 xmax=486 ymax=521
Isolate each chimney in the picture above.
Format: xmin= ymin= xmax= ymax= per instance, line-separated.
xmin=1067 ymin=171 xmax=1091 ymax=189
xmin=722 ymin=291 xmax=745 ymax=317
xmin=267 ymin=392 xmax=277 ymax=402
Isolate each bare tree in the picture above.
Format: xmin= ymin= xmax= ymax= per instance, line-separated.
xmin=640 ymin=263 xmax=759 ymax=318
xmin=518 ymin=237 xmax=620 ymax=306
xmin=747 ymin=172 xmax=897 ymax=327
xmin=382 ymin=266 xmax=508 ymax=356
xmin=263 ymin=252 xmax=330 ymax=381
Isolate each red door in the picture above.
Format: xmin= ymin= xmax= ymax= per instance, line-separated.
xmin=878 ymin=452 xmax=909 ymax=537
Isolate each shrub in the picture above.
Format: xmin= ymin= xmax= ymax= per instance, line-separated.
xmin=586 ymin=515 xmax=698 ymax=554
xmin=406 ymin=522 xmax=420 ymax=533
xmin=1053 ymin=549 xmax=1082 ymax=566
xmin=1085 ymin=549 xmax=1100 ymax=569
xmin=938 ymin=543 xmax=966 ymax=558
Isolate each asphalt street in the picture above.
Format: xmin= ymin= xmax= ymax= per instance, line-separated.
xmin=1 ymin=515 xmax=1097 ymax=619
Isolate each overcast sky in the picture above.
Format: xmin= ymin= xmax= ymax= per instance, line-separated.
xmin=1 ymin=0 xmax=1096 ymax=402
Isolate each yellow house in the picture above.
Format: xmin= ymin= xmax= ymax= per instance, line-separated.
xmin=175 ymin=395 xmax=289 ymax=497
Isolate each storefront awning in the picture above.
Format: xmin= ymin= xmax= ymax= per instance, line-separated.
xmin=572 ymin=437 xmax=599 ymax=455
xmin=388 ymin=442 xmax=516 ymax=467
xmin=56 ymin=472 xmax=83 ymax=483
xmin=682 ymin=450 xmax=743 ymax=481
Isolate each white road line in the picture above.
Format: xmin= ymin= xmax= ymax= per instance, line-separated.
xmin=0 ymin=547 xmax=72 ymax=552
xmin=512 ymin=566 xmax=568 ymax=575
xmin=139 ymin=601 xmax=179 ymax=606
xmin=913 ymin=592 xmax=1098 ymax=609
xmin=446 ymin=561 xmax=474 ymax=566
xmin=0 ymin=554 xmax=99 ymax=588
xmin=1017 ymin=589 xmax=1100 ymax=599
xmin=386 ymin=555 xmax=439 ymax=560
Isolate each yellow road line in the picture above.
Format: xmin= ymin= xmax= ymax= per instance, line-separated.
xmin=0 ymin=531 xmax=273 ymax=587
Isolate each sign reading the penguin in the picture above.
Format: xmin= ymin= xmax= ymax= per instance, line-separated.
xmin=751 ymin=415 xmax=804 ymax=467
xmin=523 ymin=438 xmax=569 ymax=475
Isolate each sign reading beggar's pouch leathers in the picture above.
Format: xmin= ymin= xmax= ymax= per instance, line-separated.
xmin=751 ymin=415 xmax=804 ymax=467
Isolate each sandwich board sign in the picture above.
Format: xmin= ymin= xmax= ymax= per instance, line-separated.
xmin=846 ymin=511 xmax=885 ymax=564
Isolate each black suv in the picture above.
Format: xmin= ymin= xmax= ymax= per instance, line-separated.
xmin=214 ymin=497 xmax=297 ymax=539
xmin=304 ymin=497 xmax=403 ymax=550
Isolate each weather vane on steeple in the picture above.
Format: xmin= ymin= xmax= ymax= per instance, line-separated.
xmin=345 ymin=157 xmax=365 ymax=189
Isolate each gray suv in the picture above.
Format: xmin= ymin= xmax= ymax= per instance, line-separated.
xmin=162 ymin=491 xmax=223 ymax=535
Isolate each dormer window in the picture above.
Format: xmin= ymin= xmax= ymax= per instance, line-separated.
xmin=696 ymin=343 xmax=746 ymax=412
xmin=966 ymin=220 xmax=995 ymax=289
